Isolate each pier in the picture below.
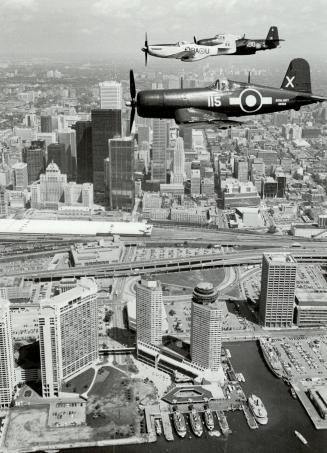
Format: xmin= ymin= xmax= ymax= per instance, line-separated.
xmin=161 ymin=412 xmax=174 ymax=441
xmin=242 ymin=404 xmax=258 ymax=429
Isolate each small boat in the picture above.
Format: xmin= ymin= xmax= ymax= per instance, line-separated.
xmin=172 ymin=409 xmax=187 ymax=438
xmin=155 ymin=419 xmax=162 ymax=435
xmin=290 ymin=388 xmax=297 ymax=399
xmin=204 ymin=407 xmax=215 ymax=431
xmin=189 ymin=408 xmax=203 ymax=437
xmin=295 ymin=430 xmax=307 ymax=445
xmin=248 ymin=394 xmax=268 ymax=425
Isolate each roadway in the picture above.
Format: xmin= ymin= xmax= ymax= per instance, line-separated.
xmin=2 ymin=246 xmax=326 ymax=280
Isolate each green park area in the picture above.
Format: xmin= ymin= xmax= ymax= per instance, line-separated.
xmin=156 ymin=268 xmax=226 ymax=294
xmin=62 ymin=367 xmax=95 ymax=394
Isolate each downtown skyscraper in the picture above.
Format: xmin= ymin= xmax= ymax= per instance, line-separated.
xmin=172 ymin=136 xmax=185 ymax=184
xmin=91 ymin=109 xmax=122 ymax=193
xmin=136 ymin=277 xmax=163 ymax=347
xmin=99 ymin=81 xmax=122 ymax=109
xmin=108 ymin=137 xmax=135 ymax=211
xmin=151 ymin=118 xmax=169 ymax=183
xmin=72 ymin=121 xmax=93 ymax=184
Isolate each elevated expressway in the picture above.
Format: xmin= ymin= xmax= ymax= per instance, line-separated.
xmin=2 ymin=247 xmax=326 ymax=282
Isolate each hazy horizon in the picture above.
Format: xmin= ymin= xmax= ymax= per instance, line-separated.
xmin=1 ymin=0 xmax=327 ymax=64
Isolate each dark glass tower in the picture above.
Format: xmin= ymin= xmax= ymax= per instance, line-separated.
xmin=47 ymin=143 xmax=68 ymax=175
xmin=72 ymin=121 xmax=93 ymax=184
xmin=91 ymin=110 xmax=122 ymax=193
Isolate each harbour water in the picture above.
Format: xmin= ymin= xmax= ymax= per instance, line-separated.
xmin=54 ymin=341 xmax=327 ymax=453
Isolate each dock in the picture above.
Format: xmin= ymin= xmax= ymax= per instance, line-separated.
xmin=216 ymin=411 xmax=232 ymax=435
xmin=161 ymin=412 xmax=174 ymax=441
xmin=242 ymin=404 xmax=258 ymax=429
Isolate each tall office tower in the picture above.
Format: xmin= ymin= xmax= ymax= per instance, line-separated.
xmin=58 ymin=129 xmax=76 ymax=180
xmin=91 ymin=109 xmax=122 ymax=193
xmin=172 ymin=136 xmax=185 ymax=184
xmin=23 ymin=143 xmax=45 ymax=184
xmin=40 ymin=115 xmax=53 ymax=133
xmin=250 ymin=158 xmax=265 ymax=180
xmin=72 ymin=121 xmax=93 ymax=184
xmin=47 ymin=143 xmax=68 ymax=175
xmin=259 ymin=253 xmax=297 ymax=328
xmin=191 ymin=160 xmax=201 ymax=196
xmin=0 ymin=186 xmax=9 ymax=218
xmin=136 ymin=277 xmax=162 ymax=347
xmin=235 ymin=158 xmax=249 ymax=182
xmin=137 ymin=125 xmax=150 ymax=146
xmin=190 ymin=282 xmax=222 ymax=372
xmin=99 ymin=81 xmax=122 ymax=109
xmin=108 ymin=137 xmax=135 ymax=210
xmin=0 ymin=299 xmax=15 ymax=408
xmin=152 ymin=118 xmax=169 ymax=183
xmin=38 ymin=278 xmax=98 ymax=398
xmin=276 ymin=171 xmax=286 ymax=198
xmin=12 ymin=162 xmax=28 ymax=191
xmin=39 ymin=162 xmax=67 ymax=209
xmin=179 ymin=126 xmax=193 ymax=151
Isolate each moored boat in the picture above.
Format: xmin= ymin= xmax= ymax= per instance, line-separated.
xmin=204 ymin=407 xmax=215 ymax=431
xmin=155 ymin=419 xmax=162 ymax=435
xmin=259 ymin=338 xmax=284 ymax=379
xmin=248 ymin=394 xmax=268 ymax=425
xmin=189 ymin=408 xmax=203 ymax=437
xmin=172 ymin=409 xmax=187 ymax=438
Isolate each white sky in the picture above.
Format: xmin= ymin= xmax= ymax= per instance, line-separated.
xmin=1 ymin=0 xmax=326 ymax=63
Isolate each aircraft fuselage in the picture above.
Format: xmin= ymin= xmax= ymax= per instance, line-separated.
xmin=136 ymin=82 xmax=318 ymax=120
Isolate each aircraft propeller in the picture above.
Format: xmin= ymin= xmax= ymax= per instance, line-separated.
xmin=125 ymin=70 xmax=137 ymax=133
xmin=142 ymin=32 xmax=149 ymax=66
xmin=193 ymin=36 xmax=197 ymax=44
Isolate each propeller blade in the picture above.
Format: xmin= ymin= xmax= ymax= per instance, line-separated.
xmin=130 ymin=107 xmax=135 ymax=134
xmin=130 ymin=69 xmax=136 ymax=100
xmin=145 ymin=51 xmax=148 ymax=66
xmin=248 ymin=71 xmax=251 ymax=84
xmin=193 ymin=36 xmax=197 ymax=44
xmin=145 ymin=32 xmax=148 ymax=48
xmin=180 ymin=77 xmax=183 ymax=89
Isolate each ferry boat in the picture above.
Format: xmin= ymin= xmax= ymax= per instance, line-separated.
xmin=189 ymin=408 xmax=203 ymax=437
xmin=155 ymin=419 xmax=162 ymax=435
xmin=172 ymin=409 xmax=187 ymax=438
xmin=259 ymin=338 xmax=284 ymax=379
xmin=295 ymin=430 xmax=308 ymax=445
xmin=248 ymin=394 xmax=268 ymax=425
xmin=204 ymin=407 xmax=215 ymax=431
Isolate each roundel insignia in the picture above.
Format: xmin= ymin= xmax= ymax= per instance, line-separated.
xmin=239 ymin=88 xmax=262 ymax=113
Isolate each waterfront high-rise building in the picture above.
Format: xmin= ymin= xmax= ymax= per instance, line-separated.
xmin=152 ymin=118 xmax=169 ymax=183
xmin=12 ymin=162 xmax=28 ymax=191
xmin=190 ymin=282 xmax=222 ymax=372
xmin=99 ymin=81 xmax=122 ymax=109
xmin=172 ymin=137 xmax=185 ymax=184
xmin=136 ymin=278 xmax=162 ymax=347
xmin=0 ymin=299 xmax=15 ymax=408
xmin=91 ymin=109 xmax=122 ymax=193
xmin=38 ymin=278 xmax=98 ymax=398
xmin=72 ymin=121 xmax=93 ymax=184
xmin=47 ymin=143 xmax=68 ymax=175
xmin=259 ymin=253 xmax=297 ymax=328
xmin=58 ymin=129 xmax=76 ymax=180
xmin=23 ymin=142 xmax=46 ymax=184
xmin=108 ymin=137 xmax=135 ymax=210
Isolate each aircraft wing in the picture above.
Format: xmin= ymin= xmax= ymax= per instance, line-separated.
xmin=169 ymin=49 xmax=195 ymax=59
xmin=174 ymin=108 xmax=243 ymax=127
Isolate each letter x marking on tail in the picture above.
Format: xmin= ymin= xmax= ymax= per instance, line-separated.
xmin=285 ymin=76 xmax=295 ymax=88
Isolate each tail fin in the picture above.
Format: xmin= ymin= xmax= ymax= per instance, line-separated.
xmin=281 ymin=59 xmax=311 ymax=93
xmin=265 ymin=26 xmax=282 ymax=47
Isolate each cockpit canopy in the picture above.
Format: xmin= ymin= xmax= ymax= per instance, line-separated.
xmin=210 ymin=79 xmax=240 ymax=91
